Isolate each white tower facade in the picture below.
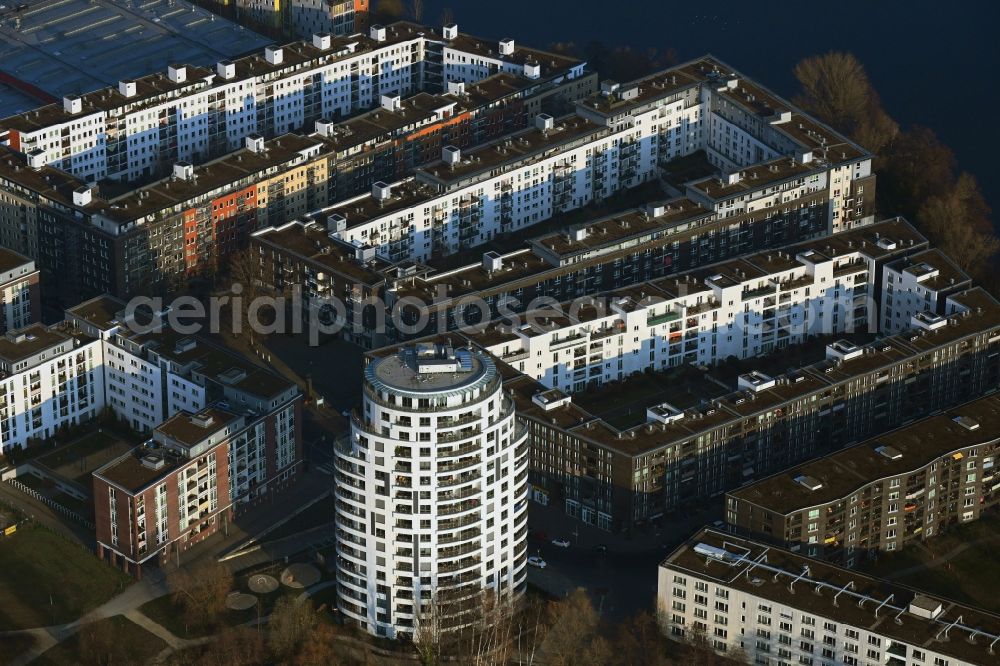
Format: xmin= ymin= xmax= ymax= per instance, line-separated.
xmin=335 ymin=344 xmax=529 ymax=638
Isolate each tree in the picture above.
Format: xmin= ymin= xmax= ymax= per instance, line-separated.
xmin=542 ymin=589 xmax=601 ymax=666
xmin=793 ymin=52 xmax=898 ymax=154
xmin=409 ymin=0 xmax=424 ymax=22
xmin=268 ymin=597 xmax=317 ymax=662
xmin=170 ymin=560 xmax=233 ymax=631
xmin=226 ymin=246 xmax=266 ymax=346
xmin=439 ymin=6 xmax=454 ymax=26
xmin=193 ymin=626 xmax=265 ymax=666
xmin=292 ymin=622 xmax=343 ymax=665
xmin=917 ymin=173 xmax=999 ymax=278
xmin=878 ymin=125 xmax=957 ymax=220
xmin=373 ymin=0 xmax=405 ymax=23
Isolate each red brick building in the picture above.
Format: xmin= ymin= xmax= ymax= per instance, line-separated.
xmin=93 ymin=398 xmax=303 ymax=576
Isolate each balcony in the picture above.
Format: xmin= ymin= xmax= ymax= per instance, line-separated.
xmin=647 ymin=310 xmax=680 ymax=327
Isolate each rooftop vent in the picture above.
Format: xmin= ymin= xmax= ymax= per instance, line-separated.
xmin=119 ymin=80 xmax=137 ymax=97
xmin=167 ymin=64 xmax=187 ymax=83
xmin=953 ymin=415 xmax=980 ymax=431
xmin=535 ymin=113 xmax=554 ymax=132
xmin=908 ymin=595 xmax=943 ymax=620
xmin=794 ymin=475 xmax=823 ymax=491
xmin=264 ymin=46 xmax=283 ymax=65
xmin=140 ymin=453 xmax=165 ymax=470
xmin=312 ymin=33 xmax=332 ymax=50
xmin=72 ymin=185 xmax=93 ymax=207
xmin=327 ymin=213 xmax=347 ymax=234
xmin=483 ymin=251 xmax=502 ymax=273
xmin=380 ymin=94 xmax=401 ymax=112
xmin=173 ymin=162 xmax=194 ymax=181
xmin=372 ymin=181 xmax=392 ymax=202
xmin=874 ymin=445 xmax=903 ymax=461
xmin=174 ymin=337 xmax=197 ymax=354
xmin=189 ymin=411 xmax=215 ymax=428
xmin=442 ymin=145 xmax=461 ymax=166
xmin=245 ymin=134 xmax=265 ymax=153
xmin=217 ymin=61 xmax=236 ymax=79
xmin=218 ymin=367 xmax=247 ymax=386
xmin=63 ymin=96 xmax=82 ymax=115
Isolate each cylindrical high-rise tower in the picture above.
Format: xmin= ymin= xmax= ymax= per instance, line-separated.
xmin=334 ymin=343 xmax=528 ymax=639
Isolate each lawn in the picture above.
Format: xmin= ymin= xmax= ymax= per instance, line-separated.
xmin=0 ymin=525 xmax=131 ymax=630
xmin=0 ymin=635 xmax=36 ymax=665
xmin=34 ymin=615 xmax=166 ymax=666
xmin=859 ymin=512 xmax=1000 ymax=613
xmin=138 ymin=565 xmax=301 ymax=638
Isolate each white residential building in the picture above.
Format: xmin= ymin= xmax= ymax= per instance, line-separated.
xmin=575 ymin=57 xmax=877 ymax=234
xmin=323 ymin=112 xmax=656 ymax=262
xmin=659 ymin=528 xmax=1000 ymax=666
xmin=1 ymin=22 xmax=587 ymax=182
xmin=466 ymin=219 xmax=927 ymax=393
xmin=880 ymin=249 xmax=971 ymax=334
xmin=0 ymin=324 xmax=105 ymax=451
xmin=334 ymin=344 xmax=529 ymax=638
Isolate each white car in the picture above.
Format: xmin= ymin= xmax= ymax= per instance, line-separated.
xmin=551 ymin=538 xmax=571 ymax=548
xmin=527 ymin=556 xmax=547 ymax=569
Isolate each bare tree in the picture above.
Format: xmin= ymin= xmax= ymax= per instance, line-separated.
xmin=409 ymin=0 xmax=424 ymax=22
xmin=194 ymin=626 xmax=265 ymax=666
xmin=918 ymin=173 xmax=1000 ymax=278
xmin=170 ymin=560 xmax=233 ymax=631
xmin=268 ymin=597 xmax=317 ymax=662
xmin=414 ymin=594 xmax=445 ymax=666
xmin=465 ymin=590 xmax=518 ymax=665
xmin=793 ymin=52 xmax=898 ymax=154
xmin=439 ymin=6 xmax=454 ymax=26
xmin=542 ymin=589 xmax=600 ymax=666
xmin=226 ymin=246 xmax=265 ymax=346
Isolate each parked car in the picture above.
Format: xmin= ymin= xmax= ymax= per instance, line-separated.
xmin=551 ymin=538 xmax=571 ymax=548
xmin=527 ymin=556 xmax=547 ymax=569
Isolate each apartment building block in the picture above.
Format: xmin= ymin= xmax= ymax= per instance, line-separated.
xmin=0 ymin=324 xmax=105 ymax=451
xmin=93 ymin=394 xmax=301 ymax=575
xmin=496 ymin=285 xmax=1000 ymax=533
xmin=335 ymin=344 xmax=528 ymax=637
xmin=575 ymin=57 xmax=876 ymax=234
xmin=726 ymin=393 xmax=1000 ymax=566
xmin=658 ymin=528 xmax=1000 ymax=666
xmin=880 ymin=249 xmax=971 ymax=334
xmin=0 ymin=249 xmax=40 ymax=333
xmin=0 ymin=22 xmax=587 ymax=183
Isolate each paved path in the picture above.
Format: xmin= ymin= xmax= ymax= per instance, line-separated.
xmin=880 ymin=533 xmax=1000 ymax=580
xmin=0 ymin=572 xmax=170 ymax=665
